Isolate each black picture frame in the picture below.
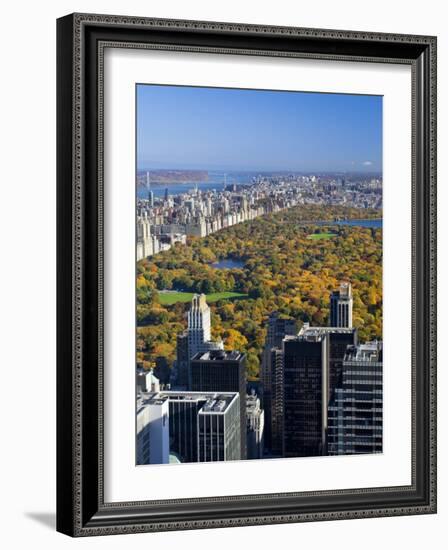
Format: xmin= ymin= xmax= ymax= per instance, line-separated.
xmin=56 ymin=13 xmax=437 ymax=537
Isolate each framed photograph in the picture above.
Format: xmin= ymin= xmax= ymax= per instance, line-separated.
xmin=56 ymin=13 xmax=437 ymax=536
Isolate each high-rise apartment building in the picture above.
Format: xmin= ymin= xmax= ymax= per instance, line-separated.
xmin=330 ymin=282 xmax=353 ymax=328
xmin=137 ymin=391 xmax=241 ymax=463
xmin=198 ymin=393 xmax=241 ymax=462
xmin=136 ymin=393 xmax=170 ymax=465
xmin=282 ymin=330 xmax=329 ymax=457
xmin=327 ymin=341 xmax=383 ymax=455
xmin=190 ymin=350 xmax=247 ymax=459
xmin=136 ymin=214 xmax=155 ymax=261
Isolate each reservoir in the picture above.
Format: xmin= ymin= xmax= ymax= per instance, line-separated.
xmin=212 ymin=258 xmax=245 ymax=270
xmin=315 ymin=218 xmax=382 ymax=229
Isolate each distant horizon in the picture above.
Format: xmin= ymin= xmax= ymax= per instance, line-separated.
xmin=137 ymin=165 xmax=383 ymax=176
xmin=137 ymin=84 xmax=382 ymax=174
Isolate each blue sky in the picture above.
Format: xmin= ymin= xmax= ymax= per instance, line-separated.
xmin=137 ymin=84 xmax=382 ymax=173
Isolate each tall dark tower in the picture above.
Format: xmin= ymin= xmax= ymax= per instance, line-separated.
xmin=190 ymin=350 xmax=247 ymax=459
xmin=299 ymin=323 xmax=357 ymax=401
xmin=269 ymin=348 xmax=285 ymax=456
xmin=330 ymin=282 xmax=353 ymax=328
xmin=326 ymin=328 xmax=357 ymax=397
xmin=282 ymin=330 xmax=329 ymax=457
xmin=164 ymin=187 xmax=169 ymax=201
xmin=260 ymin=313 xmax=296 ymax=453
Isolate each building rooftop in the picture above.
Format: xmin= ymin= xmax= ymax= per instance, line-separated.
xmin=192 ymin=349 xmax=244 ymax=362
xmin=136 ymin=393 xmax=168 ymax=415
xmin=284 ymin=330 xmax=327 ymax=343
xmin=344 ymin=341 xmax=383 ymax=363
xmin=137 ymin=390 xmax=239 ymax=415
xmin=298 ymin=323 xmax=356 ymax=336
xmin=190 ymin=293 xmax=209 ymax=312
xmin=201 ymin=397 xmax=230 ymax=413
xmin=332 ymin=281 xmax=352 ymax=298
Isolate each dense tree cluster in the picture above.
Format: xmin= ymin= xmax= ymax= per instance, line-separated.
xmin=136 ymin=205 xmax=382 ymax=380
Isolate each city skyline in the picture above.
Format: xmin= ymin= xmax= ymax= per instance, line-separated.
xmin=137 ymin=84 xmax=383 ymax=173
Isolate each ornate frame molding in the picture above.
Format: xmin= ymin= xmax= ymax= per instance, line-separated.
xmin=57 ymin=13 xmax=437 ymax=537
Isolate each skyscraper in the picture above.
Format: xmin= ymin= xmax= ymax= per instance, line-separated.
xmin=167 ymin=391 xmax=202 ymax=463
xmin=187 ymin=294 xmax=211 ymax=359
xmin=330 ymin=282 xmax=353 ymax=328
xmin=269 ymin=348 xmax=285 ymax=456
xmin=327 ymin=341 xmax=383 ymax=455
xmin=172 ymin=294 xmax=224 ymax=388
xmin=190 ymin=350 xmax=247 ymax=459
xmin=282 ymin=330 xmax=329 ymax=457
xmin=260 ymin=313 xmax=296 ymax=451
xmin=298 ymin=323 xmax=357 ymax=400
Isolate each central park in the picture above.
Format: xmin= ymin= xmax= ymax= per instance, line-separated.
xmin=136 ymin=204 xmax=382 ymax=381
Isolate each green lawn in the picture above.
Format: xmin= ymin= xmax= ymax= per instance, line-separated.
xmin=158 ymin=291 xmax=248 ymax=305
xmin=307 ymin=232 xmax=337 ymax=240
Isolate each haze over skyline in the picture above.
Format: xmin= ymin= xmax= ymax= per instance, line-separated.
xmin=137 ymin=84 xmax=382 ymax=173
